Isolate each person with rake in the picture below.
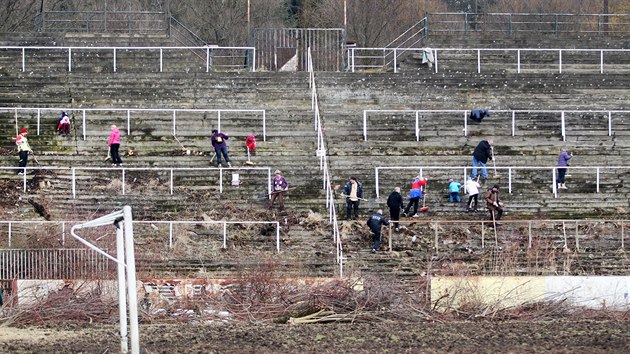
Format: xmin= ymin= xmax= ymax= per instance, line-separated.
xmin=464 ymin=176 xmax=482 ymax=212
xmin=485 ymin=184 xmax=503 ymax=226
xmin=269 ymin=170 xmax=288 ymax=211
xmin=12 ymin=128 xmax=33 ymax=176
xmin=472 ymin=139 xmax=494 ymax=181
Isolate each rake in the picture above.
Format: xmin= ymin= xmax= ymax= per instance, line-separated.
xmin=419 ymin=184 xmax=429 ymax=212
xmin=245 ymin=146 xmax=254 ymax=165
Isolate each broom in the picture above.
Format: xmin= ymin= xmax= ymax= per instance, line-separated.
xmin=245 ymin=146 xmax=254 ymax=165
xmin=491 ymin=146 xmax=501 ymax=179
xmin=419 ymin=184 xmax=429 ymax=212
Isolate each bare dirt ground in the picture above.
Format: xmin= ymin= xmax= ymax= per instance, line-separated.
xmin=1 ymin=320 xmax=630 ymax=353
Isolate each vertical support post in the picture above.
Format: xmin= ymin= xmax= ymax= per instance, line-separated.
xmin=172 ymin=110 xmax=176 ymax=135
xmin=511 ymin=111 xmax=516 ymax=136
xmin=528 ymin=221 xmax=532 ymax=248
xmin=481 ymin=222 xmax=485 ymax=249
xmin=477 ymin=49 xmax=481 ymax=73
xmin=206 ymin=47 xmax=210 ymax=72
xmin=170 ymin=169 xmax=173 ymax=194
xmin=268 ymin=168 xmax=272 ymax=199
xmin=463 ymin=111 xmax=468 ymax=136
xmin=222 ymin=222 xmax=227 ymax=248
xmin=113 ymin=48 xmax=117 ymax=72
xmin=159 ymin=48 xmax=163 ymax=72
xmin=558 ymin=49 xmax=562 ymax=74
xmin=415 ymin=111 xmax=419 ymax=142
xmin=552 ymin=168 xmax=557 ymax=198
xmin=23 ymin=171 xmax=27 ymax=192
xmin=434 ymin=49 xmax=438 ymax=73
xmin=115 ymin=224 xmax=128 ymax=354
xmin=122 ymin=206 xmax=140 ymax=354
xmin=72 ymin=168 xmax=76 ymax=198
xmin=262 ymin=110 xmax=267 ymax=141
xmin=508 ymin=168 xmax=512 ymax=194
xmin=393 ymin=49 xmax=397 ymax=73
xmin=169 ymin=222 xmax=173 ymax=248
xmin=37 ymin=109 xmax=41 ymax=135
xmin=68 ymin=48 xmax=72 ymax=72
xmin=126 ymin=110 xmax=131 ymax=136
xmin=596 ymin=167 xmax=600 ymax=193
xmin=375 ymin=167 xmax=380 ymax=198
xmin=388 ymin=224 xmax=392 ymax=252
xmin=575 ymin=221 xmax=580 ymax=251
xmin=621 ymin=221 xmax=625 ymax=249
xmin=517 ymin=49 xmax=521 ymax=73
xmin=608 ymin=111 xmax=612 ymax=136
xmin=276 ymin=222 xmax=280 ymax=253
xmin=219 ymin=168 xmax=223 ymax=193
xmin=22 ymin=48 xmax=25 ymax=72
xmin=61 ymin=222 xmax=66 ymax=246
xmin=600 ymin=50 xmax=604 ymax=74
xmin=82 ymin=110 xmax=87 ymax=141
xmin=561 ymin=111 xmax=566 ymax=141
xmin=363 ymin=111 xmax=368 ymax=141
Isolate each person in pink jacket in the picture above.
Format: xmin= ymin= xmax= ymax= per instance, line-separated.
xmin=108 ymin=125 xmax=123 ymax=166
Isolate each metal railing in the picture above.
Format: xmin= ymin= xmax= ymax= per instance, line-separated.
xmin=0 ymin=45 xmax=255 ymax=72
xmin=362 ymin=109 xmax=628 ymax=141
xmin=384 ymin=17 xmax=428 ymax=68
xmin=0 ymin=220 xmax=280 ymax=251
xmin=380 ymin=218 xmax=626 ymax=253
xmin=426 ymin=12 xmax=630 ymax=35
xmin=374 ymin=165 xmax=628 ymax=199
xmin=1 ymin=166 xmax=272 ymax=196
xmin=348 ymin=46 xmax=630 ymax=73
xmin=35 ymin=10 xmax=167 ymax=33
xmin=2 ymin=107 xmax=267 ymax=141
xmin=430 ymin=47 xmax=630 ymax=74
xmin=308 ymin=47 xmax=343 ymax=277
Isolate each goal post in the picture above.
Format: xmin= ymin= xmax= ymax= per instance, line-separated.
xmin=70 ymin=205 xmax=139 ymax=354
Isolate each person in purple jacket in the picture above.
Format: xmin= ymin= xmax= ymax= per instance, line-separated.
xmin=556 ymin=148 xmax=573 ymax=190
xmin=211 ymin=129 xmax=232 ymax=167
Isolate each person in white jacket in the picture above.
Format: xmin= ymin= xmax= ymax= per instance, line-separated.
xmin=464 ymin=177 xmax=482 ymax=212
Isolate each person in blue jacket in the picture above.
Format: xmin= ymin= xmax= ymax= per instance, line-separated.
xmin=469 ymin=109 xmax=490 ymax=123
xmin=448 ymin=178 xmax=462 ymax=203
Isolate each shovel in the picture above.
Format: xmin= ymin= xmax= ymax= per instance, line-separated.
xmin=104 ymin=147 xmax=111 ymax=162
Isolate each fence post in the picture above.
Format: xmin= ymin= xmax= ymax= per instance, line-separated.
xmin=511 ymin=111 xmax=515 ymax=136
xmin=37 ymin=109 xmax=41 ymax=135
xmin=82 ymin=110 xmax=87 ymax=140
xmin=363 ymin=111 xmax=368 ymax=141
xmin=561 ymin=111 xmax=566 ymax=141
xmin=68 ymin=48 xmax=72 ymax=72
xmin=113 ymin=48 xmax=117 ymax=72
xmin=558 ymin=49 xmax=562 ymax=74
xmin=415 ymin=111 xmax=420 ymax=141
xmin=276 ymin=222 xmax=280 ymax=253
xmin=72 ymin=168 xmax=76 ymax=198
xmin=375 ymin=167 xmax=380 ymax=198
xmin=172 ymin=110 xmax=176 ymax=135
xmin=223 ymin=222 xmax=227 ymax=248
xmin=608 ymin=111 xmax=612 ymax=136
xmin=169 ymin=222 xmax=173 ymax=248
xmin=596 ymin=167 xmax=600 ymax=193
xmin=170 ymin=169 xmax=174 ymax=194
xmin=517 ymin=49 xmax=521 ymax=73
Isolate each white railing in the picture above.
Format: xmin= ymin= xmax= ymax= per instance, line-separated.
xmin=1 ymin=46 xmax=256 ymax=72
xmin=1 ymin=166 xmax=271 ymax=196
xmin=348 ymin=47 xmax=630 ymax=74
xmin=0 ymin=220 xmax=281 ymax=253
xmin=1 ymin=107 xmax=267 ymax=141
xmin=362 ymin=109 xmax=627 ymax=141
xmin=374 ymin=165 xmax=628 ymax=199
xmin=381 ymin=218 xmax=626 ymax=252
xmin=308 ymin=47 xmax=344 ymax=278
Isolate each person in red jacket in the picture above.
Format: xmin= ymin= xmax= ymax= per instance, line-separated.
xmin=245 ymin=135 xmax=256 ymax=156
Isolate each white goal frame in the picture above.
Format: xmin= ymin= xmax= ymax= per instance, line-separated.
xmin=70 ymin=205 xmax=139 ymax=354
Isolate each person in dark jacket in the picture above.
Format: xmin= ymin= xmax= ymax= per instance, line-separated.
xmin=469 ymin=109 xmax=490 ymax=123
xmin=211 ymin=129 xmax=231 ymax=167
xmin=556 ymin=148 xmax=573 ymax=190
xmin=343 ymin=176 xmax=363 ymax=220
xmin=472 ymin=139 xmax=493 ymax=180
xmin=387 ymin=187 xmax=404 ymax=231
xmin=367 ymin=209 xmax=389 ymax=253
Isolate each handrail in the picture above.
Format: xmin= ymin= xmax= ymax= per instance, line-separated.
xmin=1 ymin=106 xmax=266 ymax=141
xmin=0 ymin=45 xmax=255 ymax=72
xmin=0 ymin=166 xmax=271 ymax=196
xmin=1 ymin=220 xmax=281 ymax=253
xmin=349 ymin=46 xmax=630 ymax=73
xmin=308 ymin=47 xmax=343 ymax=278
xmin=374 ymin=165 xmax=621 ymax=199
xmin=35 ymin=10 xmax=166 ymax=33
xmin=362 ymin=108 xmax=624 ymax=140
xmin=383 ymin=17 xmax=428 ymax=68
xmin=168 ymin=16 xmax=207 ymax=47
